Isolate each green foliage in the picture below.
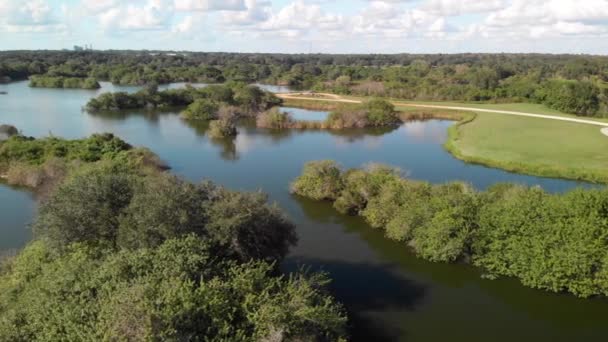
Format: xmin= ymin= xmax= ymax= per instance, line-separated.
xmin=474 ymin=186 xmax=608 ymax=297
xmin=29 ymin=75 xmax=100 ymax=89
xmin=535 ymin=79 xmax=600 ymax=116
xmin=35 ymin=168 xmax=297 ymax=262
xmin=290 ymin=160 xmax=344 ymax=201
xmin=0 ymin=238 xmax=347 ymax=341
xmin=326 ymin=99 xmax=399 ymax=129
xmin=181 ymin=98 xmax=220 ymax=120
xmin=0 ymin=133 xmax=131 ymax=166
xmin=86 ymin=83 xmax=281 ymax=117
xmin=363 ymin=98 xmax=399 ymax=126
xmin=294 ymin=161 xmax=608 ymax=297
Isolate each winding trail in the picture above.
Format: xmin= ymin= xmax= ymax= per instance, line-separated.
xmin=278 ymin=92 xmax=608 ymax=128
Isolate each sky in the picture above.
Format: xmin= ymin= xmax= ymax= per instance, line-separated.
xmin=1 ymin=0 xmax=608 ymax=54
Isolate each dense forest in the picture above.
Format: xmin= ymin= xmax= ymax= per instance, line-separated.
xmin=292 ymin=161 xmax=608 ymax=298
xmin=1 ymin=51 xmax=607 ymax=116
xmin=0 ymin=134 xmax=348 ymax=341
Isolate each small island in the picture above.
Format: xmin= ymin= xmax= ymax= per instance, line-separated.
xmin=29 ymin=75 xmax=101 ymax=89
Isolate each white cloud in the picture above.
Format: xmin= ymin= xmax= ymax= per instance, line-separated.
xmin=422 ymin=0 xmax=505 ymax=16
xmin=220 ymin=0 xmax=271 ymax=26
xmin=175 ymin=0 xmax=246 ymax=11
xmin=0 ymin=0 xmax=68 ymax=33
xmin=96 ymin=0 xmax=175 ymax=32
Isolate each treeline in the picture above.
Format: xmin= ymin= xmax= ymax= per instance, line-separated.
xmin=0 ymin=137 xmax=348 ymax=340
xmin=2 ymin=51 xmax=608 ymax=115
xmin=292 ymin=161 xmax=608 ymax=298
xmin=29 ymin=75 xmax=100 ymax=89
xmin=86 ymin=83 xmax=281 ymax=113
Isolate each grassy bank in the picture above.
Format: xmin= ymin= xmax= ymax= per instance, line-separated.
xmin=445 ymin=112 xmax=608 ymax=183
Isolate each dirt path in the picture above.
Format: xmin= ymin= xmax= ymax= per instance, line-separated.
xmin=278 ymin=93 xmax=608 ymax=128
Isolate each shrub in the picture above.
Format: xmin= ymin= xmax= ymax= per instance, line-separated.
xmin=181 ymin=98 xmax=220 ymax=120
xmin=256 ymin=107 xmax=295 ymax=129
xmin=290 ymin=160 xmax=344 ymax=201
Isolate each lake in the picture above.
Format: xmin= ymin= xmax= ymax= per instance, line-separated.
xmin=0 ymin=81 xmax=606 ymax=341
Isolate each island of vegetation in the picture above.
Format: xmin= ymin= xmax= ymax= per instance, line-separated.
xmin=291 ymin=161 xmax=608 ymax=298
xmin=0 ymin=137 xmax=348 ymax=341
xmin=0 ymin=132 xmax=165 ymax=194
xmin=29 ymin=75 xmax=100 ymax=89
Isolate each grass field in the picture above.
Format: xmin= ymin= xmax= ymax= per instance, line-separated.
xmin=446 ymin=112 xmax=608 ymax=183
xmin=281 ymin=93 xmax=608 ymax=183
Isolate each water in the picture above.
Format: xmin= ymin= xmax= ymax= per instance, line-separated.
xmin=0 ymin=81 xmax=606 ymax=341
xmin=282 ymin=106 xmax=329 ymax=121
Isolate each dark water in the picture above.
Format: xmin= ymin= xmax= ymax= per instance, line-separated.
xmin=0 ymin=81 xmax=606 ymax=341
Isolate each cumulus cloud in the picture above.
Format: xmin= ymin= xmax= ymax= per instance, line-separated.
xmin=0 ymin=0 xmax=68 ymax=33
xmin=95 ymin=0 xmax=175 ymax=32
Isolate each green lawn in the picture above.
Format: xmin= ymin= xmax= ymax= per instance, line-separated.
xmin=446 ymin=112 xmax=608 ymax=183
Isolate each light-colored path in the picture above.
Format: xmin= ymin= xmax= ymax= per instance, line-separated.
xmin=278 ymin=93 xmax=608 ymax=128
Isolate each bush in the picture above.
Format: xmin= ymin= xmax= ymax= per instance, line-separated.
xmin=290 ymin=160 xmax=344 ymax=201
xmin=181 ymin=98 xmax=220 ymax=120
xmin=36 ymin=169 xmax=297 ymax=263
xmin=257 ymin=107 xmax=295 ymax=129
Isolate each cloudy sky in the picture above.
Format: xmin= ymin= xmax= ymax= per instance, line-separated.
xmin=1 ymin=0 xmax=607 ymax=54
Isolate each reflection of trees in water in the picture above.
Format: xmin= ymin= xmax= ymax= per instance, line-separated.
xmin=211 ymin=136 xmax=239 ymax=161
xmin=86 ymin=109 xmax=165 ymax=124
xmin=328 ymin=126 xmax=398 ymax=141
xmin=182 ymin=119 xmax=240 ymax=161
xmin=291 ymin=193 xmax=608 ymax=333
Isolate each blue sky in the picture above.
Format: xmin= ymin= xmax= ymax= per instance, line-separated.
xmin=1 ymin=0 xmax=608 ymax=54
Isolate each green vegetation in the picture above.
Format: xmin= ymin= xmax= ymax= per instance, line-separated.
xmin=0 ymin=133 xmax=164 ymax=192
xmin=181 ymin=98 xmax=220 ymax=120
xmin=3 ymin=51 xmax=608 ymax=116
xmin=257 ymin=99 xmax=398 ymax=130
xmin=29 ymin=75 xmax=100 ymax=89
xmin=445 ymin=112 xmax=608 ymax=183
xmin=86 ymin=83 xmax=282 ymax=115
xmin=326 ymin=99 xmax=398 ymax=129
xmin=292 ymin=161 xmax=608 ymax=298
xmin=0 ymin=164 xmax=347 ymax=340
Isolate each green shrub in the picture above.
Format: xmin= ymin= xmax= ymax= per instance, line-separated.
xmin=290 ymin=160 xmax=344 ymax=201
xmin=293 ymin=161 xmax=608 ymax=298
xmin=257 ymin=107 xmax=295 ymax=129
xmin=181 ymin=98 xmax=219 ymax=120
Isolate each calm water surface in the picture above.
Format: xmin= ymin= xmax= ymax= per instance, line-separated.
xmin=0 ymin=81 xmax=606 ymax=341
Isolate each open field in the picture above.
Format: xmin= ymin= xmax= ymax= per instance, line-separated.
xmin=279 ymin=92 xmax=608 ymax=183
